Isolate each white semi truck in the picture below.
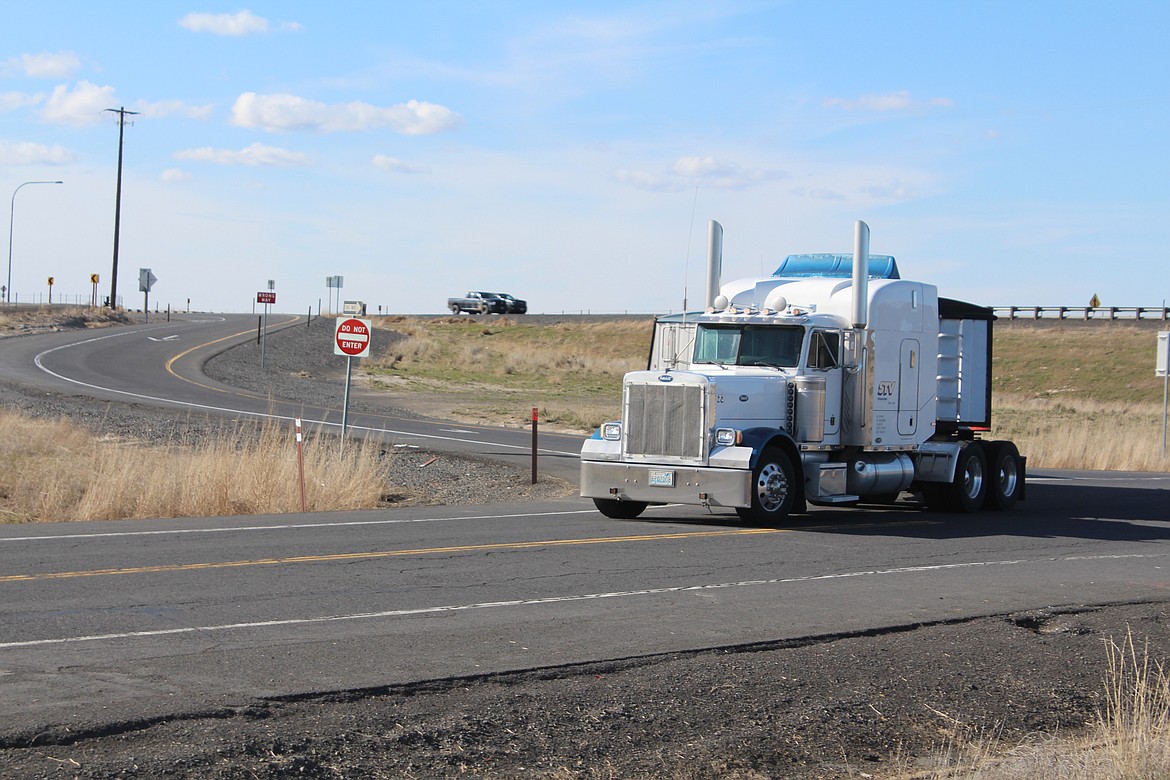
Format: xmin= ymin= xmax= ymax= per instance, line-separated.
xmin=580 ymin=220 xmax=1025 ymax=523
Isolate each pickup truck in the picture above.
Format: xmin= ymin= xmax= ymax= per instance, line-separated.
xmin=447 ymin=291 xmax=508 ymax=314
xmin=490 ymin=292 xmax=527 ymax=314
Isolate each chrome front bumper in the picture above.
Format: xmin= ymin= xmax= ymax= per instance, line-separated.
xmin=580 ymin=460 xmax=751 ymax=509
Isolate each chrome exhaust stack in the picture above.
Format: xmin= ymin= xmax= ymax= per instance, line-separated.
xmin=851 ymin=220 xmax=870 ymax=329
xmin=705 ymin=220 xmax=723 ymax=310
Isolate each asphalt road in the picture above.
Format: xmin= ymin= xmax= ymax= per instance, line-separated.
xmin=0 ymin=316 xmax=1168 ymax=744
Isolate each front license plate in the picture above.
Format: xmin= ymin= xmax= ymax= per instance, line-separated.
xmin=648 ymin=470 xmax=675 ymax=488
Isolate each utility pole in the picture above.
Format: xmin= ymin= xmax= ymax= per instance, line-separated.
xmin=106 ymin=106 xmax=139 ymax=309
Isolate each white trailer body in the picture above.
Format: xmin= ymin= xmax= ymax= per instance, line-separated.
xmin=580 ymin=221 xmax=1024 ymax=522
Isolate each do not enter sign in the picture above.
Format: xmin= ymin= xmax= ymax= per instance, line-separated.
xmin=334 ymin=317 xmax=372 ymax=357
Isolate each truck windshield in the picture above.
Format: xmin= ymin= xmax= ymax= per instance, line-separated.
xmin=693 ymin=324 xmax=805 ymax=367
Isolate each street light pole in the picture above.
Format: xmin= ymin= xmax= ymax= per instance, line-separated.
xmin=7 ymin=180 xmax=63 ymax=304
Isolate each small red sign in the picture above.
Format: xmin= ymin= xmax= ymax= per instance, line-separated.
xmin=334 ymin=317 xmax=371 ymax=357
xmin=257 ymin=291 xmax=276 ymax=304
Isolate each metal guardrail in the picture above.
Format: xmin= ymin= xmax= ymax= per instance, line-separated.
xmin=993 ymin=306 xmax=1170 ymax=321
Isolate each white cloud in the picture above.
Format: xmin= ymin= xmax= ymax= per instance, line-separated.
xmin=2 ymin=51 xmax=82 ymax=78
xmin=372 ymin=155 xmax=429 ymax=174
xmin=671 ymin=156 xmax=785 ymax=189
xmin=615 ymin=156 xmax=784 ymax=192
xmin=40 ymin=81 xmax=116 ymax=125
xmin=0 ymin=140 xmax=74 ymax=164
xmin=174 ymin=142 xmax=310 ymax=167
xmin=231 ymin=92 xmax=463 ymax=135
xmin=160 ymin=168 xmax=193 ymax=182
xmin=612 ymin=168 xmax=685 ymax=192
xmin=1 ymin=91 xmax=45 ymax=111
xmin=179 ymin=10 xmax=270 ymax=35
xmin=134 ymin=99 xmax=215 ymax=120
xmin=823 ymin=91 xmax=953 ymax=112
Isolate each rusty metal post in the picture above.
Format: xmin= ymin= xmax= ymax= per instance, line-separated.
xmin=531 ymin=407 xmax=538 ymax=484
xmin=295 ymin=418 xmax=307 ymax=512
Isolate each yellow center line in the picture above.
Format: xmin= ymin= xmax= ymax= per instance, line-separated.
xmin=0 ymin=528 xmax=785 ymax=583
xmin=164 ymin=316 xmax=302 ymax=399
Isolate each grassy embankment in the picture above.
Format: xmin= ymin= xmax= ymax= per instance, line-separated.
xmin=991 ymin=324 xmax=1168 ymax=471
xmin=364 ymin=315 xmax=649 ymax=431
xmin=0 ymin=414 xmax=388 ymax=523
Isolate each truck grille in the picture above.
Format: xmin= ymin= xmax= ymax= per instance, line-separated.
xmin=624 ymin=382 xmax=705 ymax=460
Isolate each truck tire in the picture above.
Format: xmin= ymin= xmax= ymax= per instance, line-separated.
xmin=947 ymin=442 xmax=988 ymax=513
xmin=478 ymin=302 xmax=488 ymax=314
xmin=449 ymin=303 xmax=460 ymax=314
xmin=593 ymin=498 xmax=648 ymax=519
xmin=984 ymin=441 xmax=1022 ymax=511
xmin=737 ymin=447 xmax=795 ymax=524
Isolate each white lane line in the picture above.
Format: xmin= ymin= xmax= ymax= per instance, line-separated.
xmin=3 ymin=552 xmax=1165 ymax=650
xmin=33 ymin=333 xmax=579 ymax=457
xmin=0 ymin=508 xmax=601 ymax=543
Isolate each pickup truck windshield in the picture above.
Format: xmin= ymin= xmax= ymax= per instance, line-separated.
xmin=693 ymin=324 xmax=804 ymax=367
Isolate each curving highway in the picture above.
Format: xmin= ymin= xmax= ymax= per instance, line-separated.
xmin=0 ymin=314 xmax=585 ymax=481
xmin=0 ymin=315 xmax=1168 ymax=741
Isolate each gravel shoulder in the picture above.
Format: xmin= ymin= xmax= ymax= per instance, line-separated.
xmin=1 ymin=316 xmax=1167 ymax=778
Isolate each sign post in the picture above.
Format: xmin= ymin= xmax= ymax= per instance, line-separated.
xmin=257 ymin=289 xmax=276 ymax=369
xmin=139 ymin=268 xmax=157 ymax=322
xmin=1158 ymin=332 xmax=1169 ymax=455
xmin=334 ymin=316 xmax=372 ymax=442
xmin=326 ymin=275 xmax=344 ymax=314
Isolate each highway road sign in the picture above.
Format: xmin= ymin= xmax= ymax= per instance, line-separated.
xmin=257 ymin=291 xmax=276 ymax=304
xmin=139 ymin=268 xmax=157 ymax=293
xmin=334 ymin=317 xmax=371 ymax=357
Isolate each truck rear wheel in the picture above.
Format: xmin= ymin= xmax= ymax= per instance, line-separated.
xmin=984 ymin=441 xmax=1022 ymax=511
xmin=737 ymin=447 xmax=795 ymax=524
xmin=593 ymin=498 xmax=648 ymax=519
xmin=449 ymin=303 xmax=460 ymax=314
xmin=947 ymin=442 xmax=988 ymax=513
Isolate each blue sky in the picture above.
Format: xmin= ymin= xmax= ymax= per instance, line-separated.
xmin=2 ymin=1 xmax=1167 ymax=314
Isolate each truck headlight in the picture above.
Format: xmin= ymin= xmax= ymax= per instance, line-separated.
xmin=714 ymin=428 xmax=740 ymax=447
xmin=602 ymin=422 xmax=623 ymax=441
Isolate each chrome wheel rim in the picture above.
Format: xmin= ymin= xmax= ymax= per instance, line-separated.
xmin=756 ymin=461 xmax=789 ymax=512
xmin=962 ymin=457 xmax=984 ymax=501
xmin=997 ymin=456 xmax=1018 ymax=498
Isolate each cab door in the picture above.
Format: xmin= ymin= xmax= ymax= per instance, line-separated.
xmin=897 ymin=339 xmax=920 ymax=436
xmin=807 ymin=330 xmax=842 ymax=440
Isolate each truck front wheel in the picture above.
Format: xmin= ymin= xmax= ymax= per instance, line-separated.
xmin=593 ymin=498 xmax=648 ymax=519
xmin=737 ymin=447 xmax=795 ymax=524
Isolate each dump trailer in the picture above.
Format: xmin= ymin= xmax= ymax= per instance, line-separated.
xmin=580 ymin=220 xmax=1025 ymax=522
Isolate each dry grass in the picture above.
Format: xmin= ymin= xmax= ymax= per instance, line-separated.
xmin=0 ymin=411 xmax=389 ymax=523
xmin=892 ymin=629 xmax=1170 ymax=780
xmin=991 ymin=396 xmax=1169 ymax=472
xmin=365 ymin=316 xmax=652 ymax=431
xmin=992 ymin=324 xmax=1169 ymax=472
xmin=367 ymin=316 xmax=650 ymax=396
xmin=0 ymin=304 xmax=130 ymax=332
